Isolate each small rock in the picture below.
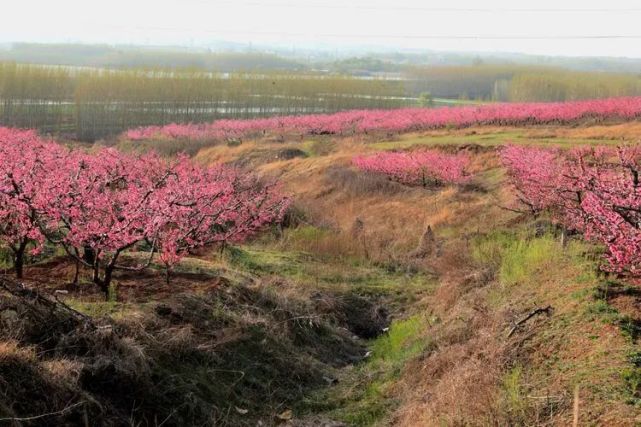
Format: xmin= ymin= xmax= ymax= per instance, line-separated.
xmin=277 ymin=409 xmax=293 ymax=421
xmin=322 ymin=376 xmax=338 ymax=385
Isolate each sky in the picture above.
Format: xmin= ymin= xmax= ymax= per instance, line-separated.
xmin=4 ymin=0 xmax=641 ymax=57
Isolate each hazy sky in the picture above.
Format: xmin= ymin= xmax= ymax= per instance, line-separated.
xmin=5 ymin=0 xmax=641 ymax=57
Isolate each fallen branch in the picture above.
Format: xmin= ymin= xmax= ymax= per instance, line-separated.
xmin=497 ymin=204 xmax=529 ymax=214
xmin=0 ymin=276 xmax=95 ymax=329
xmin=0 ymin=400 xmax=85 ymax=423
xmin=526 ymin=395 xmax=564 ymax=400
xmin=507 ymin=305 xmax=553 ymax=337
xmin=573 ymin=385 xmax=580 ymax=427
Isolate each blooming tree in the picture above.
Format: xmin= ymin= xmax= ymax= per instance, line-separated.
xmin=566 ymin=146 xmax=641 ymax=275
xmin=40 ymin=149 xmax=289 ymax=296
xmin=502 ymin=143 xmax=641 ymax=276
xmin=155 ymin=157 xmax=289 ymax=281
xmin=41 ymin=149 xmax=176 ymax=293
xmin=500 ymin=145 xmax=567 ymax=216
xmin=352 ymin=150 xmax=471 ymax=186
xmin=0 ymin=128 xmax=68 ymax=278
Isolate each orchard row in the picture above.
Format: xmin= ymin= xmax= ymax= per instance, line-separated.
xmin=353 ymin=150 xmax=470 ymax=186
xmin=126 ymin=96 xmax=641 ymax=142
xmin=0 ymin=127 xmax=289 ymax=296
xmin=502 ymin=144 xmax=641 ymax=275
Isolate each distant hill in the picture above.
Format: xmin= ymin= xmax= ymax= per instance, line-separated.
xmin=0 ymin=43 xmax=307 ymax=72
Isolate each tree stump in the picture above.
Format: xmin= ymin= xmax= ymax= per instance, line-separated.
xmin=410 ymin=225 xmax=437 ymax=258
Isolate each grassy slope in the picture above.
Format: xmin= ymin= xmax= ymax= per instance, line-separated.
xmin=192 ymin=121 xmax=641 ymax=425
xmin=2 ymin=121 xmax=641 ymax=425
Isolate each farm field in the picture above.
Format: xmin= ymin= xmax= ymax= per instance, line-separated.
xmin=2 ymin=103 xmax=641 ymax=426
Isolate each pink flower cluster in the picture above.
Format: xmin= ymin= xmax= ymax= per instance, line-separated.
xmin=0 ymin=127 xmax=289 ymax=291
xmin=501 ymin=144 xmax=641 ymax=275
xmin=0 ymin=128 xmax=56 ymax=262
xmin=125 ymin=96 xmax=641 ymax=142
xmin=352 ymin=150 xmax=471 ymax=186
xmin=500 ymin=145 xmax=566 ymax=215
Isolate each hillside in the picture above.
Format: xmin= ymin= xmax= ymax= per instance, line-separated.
xmin=1 ymin=119 xmax=641 ymax=425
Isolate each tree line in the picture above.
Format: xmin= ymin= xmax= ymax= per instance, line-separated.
xmin=405 ymin=65 xmax=641 ymax=102
xmin=0 ymin=43 xmax=305 ymax=71
xmin=0 ymin=63 xmax=409 ymax=140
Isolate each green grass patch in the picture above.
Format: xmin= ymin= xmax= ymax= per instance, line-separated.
xmin=500 ymin=365 xmax=530 ymax=422
xmin=498 ymin=236 xmax=558 ymax=287
xmin=622 ymin=351 xmax=641 ymax=406
xmin=303 ymin=315 xmax=433 ymax=426
xmin=227 ymin=246 xmax=306 ymax=277
xmin=370 ymin=315 xmax=426 ymax=362
xmin=67 ymin=300 xmax=129 ymax=318
xmin=371 ymin=131 xmax=620 ymax=151
xmin=0 ymin=246 xmax=13 ymax=271
xmin=226 ymin=245 xmax=434 ymax=304
xmin=584 ymin=299 xmax=620 ymax=324
xmin=283 ymin=225 xmax=332 ymax=247
xmin=471 ymin=230 xmax=578 ymax=288
xmin=471 ymin=230 xmax=516 ymax=270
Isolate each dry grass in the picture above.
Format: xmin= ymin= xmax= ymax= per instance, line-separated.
xmin=384 ymin=232 xmax=507 ymax=426
xmin=378 ymin=229 xmax=641 ymax=426
xmin=549 ymin=121 xmax=641 ymax=141
xmin=249 ymin=142 xmax=499 ymax=266
xmin=0 ymin=340 xmax=35 ymax=363
xmin=0 ymin=275 xmax=370 ymax=426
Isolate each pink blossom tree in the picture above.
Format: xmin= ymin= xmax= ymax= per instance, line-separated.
xmin=0 ymin=128 xmax=68 ymax=278
xmin=565 ymin=146 xmax=641 ymax=275
xmin=352 ymin=150 xmax=471 ymax=187
xmin=40 ymin=149 xmax=173 ymax=294
xmin=502 ymin=143 xmax=641 ymax=276
xmin=155 ymin=157 xmax=290 ymax=282
xmin=500 ymin=145 xmax=565 ymax=216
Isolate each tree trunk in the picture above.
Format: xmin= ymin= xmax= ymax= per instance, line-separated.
xmin=83 ymin=246 xmax=96 ymax=265
xmin=14 ymin=250 xmax=24 ymax=279
xmin=72 ymin=259 xmax=80 ymax=286
xmin=102 ymin=265 xmax=114 ymax=300
xmin=92 ymin=262 xmax=100 ymax=286
xmin=91 ymin=251 xmax=122 ymax=301
xmin=13 ymin=240 xmax=27 ymax=279
xmin=91 ymin=262 xmax=110 ymax=300
xmin=71 ymin=248 xmax=80 ymax=286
